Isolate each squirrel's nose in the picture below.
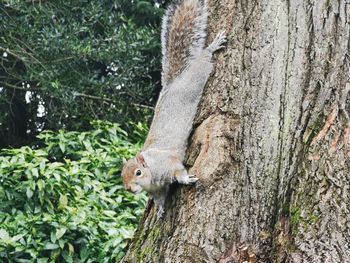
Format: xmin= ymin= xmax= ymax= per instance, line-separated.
xmin=125 ymin=185 xmax=133 ymax=192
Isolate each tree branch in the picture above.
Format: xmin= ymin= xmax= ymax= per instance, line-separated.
xmin=74 ymin=92 xmax=154 ymax=110
xmin=0 ymin=83 xmax=154 ymax=110
xmin=0 ymin=47 xmax=25 ymax=62
xmin=74 ymin=92 xmax=114 ymax=102
xmin=0 ymin=81 xmax=40 ymax=91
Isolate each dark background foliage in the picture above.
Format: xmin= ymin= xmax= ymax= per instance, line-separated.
xmin=0 ymin=0 xmax=169 ymax=148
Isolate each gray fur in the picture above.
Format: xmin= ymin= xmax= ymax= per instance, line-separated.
xmin=161 ymin=0 xmax=208 ymax=85
xmin=122 ymin=0 xmax=226 ymax=218
xmin=141 ymin=32 xmax=226 ymax=217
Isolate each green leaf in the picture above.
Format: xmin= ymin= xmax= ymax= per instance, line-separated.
xmin=26 ymin=187 xmax=34 ymax=199
xmin=11 ymin=234 xmax=24 ymax=242
xmin=37 ymin=179 xmax=45 ymax=191
xmin=53 ymin=172 xmax=61 ymax=181
xmin=39 ymin=161 xmax=46 ymax=171
xmin=0 ymin=229 xmax=10 ymax=242
xmin=50 ymin=231 xmax=56 ymax=244
xmin=68 ymin=243 xmax=74 ymax=254
xmin=58 ymin=194 xmax=68 ymax=210
xmin=56 ymin=228 xmax=66 ymax=240
xmin=32 ymin=168 xmax=39 ymax=178
xmin=83 ymin=140 xmax=93 ymax=152
xmin=59 ymin=239 xmax=65 ymax=249
xmin=44 ymin=243 xmax=59 ymax=250
xmin=59 ymin=143 xmax=65 ymax=153
xmin=103 ymin=210 xmax=116 ymax=217
xmin=62 ymin=251 xmax=73 ymax=263
xmin=80 ymin=246 xmax=90 ymax=261
xmin=12 ymin=259 xmax=31 ymax=263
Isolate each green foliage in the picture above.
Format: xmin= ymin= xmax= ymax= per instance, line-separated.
xmin=0 ymin=0 xmax=164 ymax=147
xmin=0 ymin=121 xmax=148 ymax=262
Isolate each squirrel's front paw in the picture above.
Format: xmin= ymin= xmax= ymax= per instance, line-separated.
xmin=186 ymin=175 xmax=199 ymax=184
xmin=177 ymin=174 xmax=199 ymax=185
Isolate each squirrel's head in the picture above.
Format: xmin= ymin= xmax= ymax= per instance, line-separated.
xmin=121 ymin=154 xmax=151 ymax=194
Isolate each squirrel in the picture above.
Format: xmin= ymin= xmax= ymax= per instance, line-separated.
xmin=121 ymin=0 xmax=226 ymax=218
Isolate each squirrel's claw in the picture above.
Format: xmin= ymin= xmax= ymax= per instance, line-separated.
xmin=176 ymin=174 xmax=199 ymax=185
xmin=208 ymin=31 xmax=227 ymax=53
xmin=157 ymin=206 xmax=165 ymax=219
xmin=186 ymin=175 xmax=199 ymax=184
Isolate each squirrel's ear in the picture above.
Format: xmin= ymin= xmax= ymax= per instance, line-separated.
xmin=136 ymin=154 xmax=148 ymax=168
xmin=122 ymin=158 xmax=127 ymax=165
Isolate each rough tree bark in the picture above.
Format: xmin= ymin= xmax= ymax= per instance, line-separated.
xmin=123 ymin=0 xmax=350 ymax=262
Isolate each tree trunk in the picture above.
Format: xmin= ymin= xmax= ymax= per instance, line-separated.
xmin=123 ymin=0 xmax=350 ymax=262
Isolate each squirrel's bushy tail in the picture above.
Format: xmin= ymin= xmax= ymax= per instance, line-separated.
xmin=161 ymin=0 xmax=208 ymax=85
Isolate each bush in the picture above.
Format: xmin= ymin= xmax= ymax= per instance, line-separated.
xmin=0 ymin=121 xmax=148 ymax=262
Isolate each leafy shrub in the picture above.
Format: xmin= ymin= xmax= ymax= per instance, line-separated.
xmin=0 ymin=121 xmax=148 ymax=262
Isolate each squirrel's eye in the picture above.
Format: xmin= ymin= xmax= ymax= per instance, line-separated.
xmin=135 ymin=169 xmax=142 ymax=176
